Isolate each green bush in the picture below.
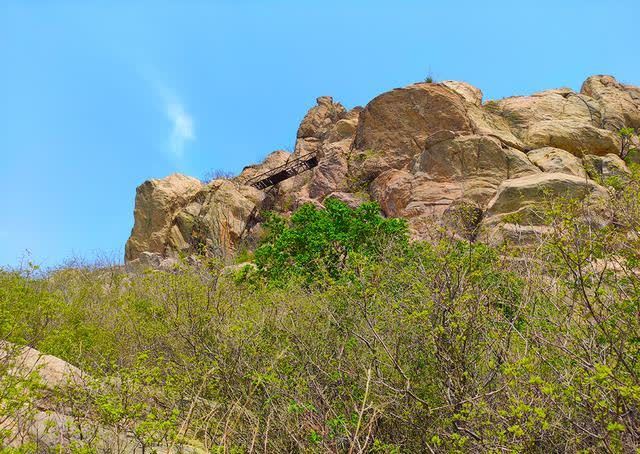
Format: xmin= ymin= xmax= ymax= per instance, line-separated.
xmin=253 ymin=198 xmax=408 ymax=284
xmin=1 ymin=176 xmax=640 ymax=451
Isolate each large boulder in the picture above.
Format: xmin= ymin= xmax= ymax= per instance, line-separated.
xmin=483 ymin=88 xmax=621 ymax=155
xmin=441 ymin=80 xmax=483 ymax=106
xmin=527 ymin=147 xmax=587 ymax=177
xmin=168 ymin=179 xmax=264 ymax=257
xmin=284 ymin=103 xmax=361 ymax=205
xmin=353 ymin=83 xmax=476 ymax=178
xmin=581 ymin=75 xmax=640 ymax=130
xmin=237 ymin=150 xmax=292 ymax=184
xmin=307 ymin=138 xmax=351 ymax=199
xmin=478 ymin=173 xmax=610 ymax=245
xmin=293 ymin=96 xmax=349 ymax=158
xmin=485 ymin=89 xmax=599 ymax=132
xmin=525 ymin=120 xmax=620 ymax=156
xmin=370 ymin=135 xmax=539 ymax=237
xmin=3 ymin=343 xmax=84 ymax=389
xmin=583 ymin=153 xmax=631 ymax=183
xmin=297 ymin=96 xmax=347 ymax=140
xmin=125 ymin=174 xmax=202 ymax=262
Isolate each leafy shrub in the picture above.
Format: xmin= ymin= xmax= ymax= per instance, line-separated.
xmin=253 ymin=198 xmax=408 ymax=284
xmin=1 ymin=170 xmax=640 ymax=451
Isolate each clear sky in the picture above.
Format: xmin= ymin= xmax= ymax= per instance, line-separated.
xmin=1 ymin=0 xmax=638 ymax=268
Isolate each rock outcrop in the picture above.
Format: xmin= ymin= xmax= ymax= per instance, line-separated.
xmin=125 ymin=75 xmax=640 ymax=263
xmin=478 ymin=173 xmax=611 ymax=245
xmin=125 ymin=173 xmax=202 ymax=262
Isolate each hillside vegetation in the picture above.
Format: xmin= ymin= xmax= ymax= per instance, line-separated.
xmin=2 ymin=168 xmax=640 ymax=453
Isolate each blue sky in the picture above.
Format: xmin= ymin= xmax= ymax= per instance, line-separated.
xmin=1 ymin=1 xmax=638 ymax=268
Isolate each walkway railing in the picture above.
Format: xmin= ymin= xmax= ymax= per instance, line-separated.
xmin=246 ymin=152 xmax=318 ymax=190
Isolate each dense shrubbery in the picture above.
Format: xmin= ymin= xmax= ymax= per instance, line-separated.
xmin=253 ymin=198 xmax=408 ymax=284
xmin=1 ymin=175 xmax=640 ymax=452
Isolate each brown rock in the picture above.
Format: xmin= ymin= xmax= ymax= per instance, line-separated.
xmin=322 ymin=192 xmax=369 ymax=208
xmin=238 ymin=150 xmax=292 ymax=184
xmin=527 ymin=147 xmax=587 ymax=177
xmin=583 ymin=153 xmax=631 ymax=182
xmin=485 ymin=89 xmax=599 ymax=134
xmin=525 ymin=120 xmax=620 ymax=156
xmin=581 ymin=75 xmax=640 ymax=130
xmin=441 ymin=80 xmax=483 ymax=106
xmin=478 ymin=173 xmax=610 ymax=245
xmin=297 ymin=96 xmax=347 ymax=140
xmin=370 ymin=169 xmax=414 ymax=217
xmin=125 ymin=174 xmax=202 ymax=262
xmin=353 ymin=83 xmax=475 ymax=177
xmin=168 ymin=180 xmax=264 ymax=257
xmin=370 ymin=135 xmax=539 ymax=237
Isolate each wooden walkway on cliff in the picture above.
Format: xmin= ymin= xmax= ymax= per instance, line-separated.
xmin=246 ymin=152 xmax=319 ymax=190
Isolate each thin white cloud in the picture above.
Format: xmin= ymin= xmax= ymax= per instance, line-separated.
xmin=136 ymin=65 xmax=196 ymax=160
xmin=166 ymin=99 xmax=195 ymax=159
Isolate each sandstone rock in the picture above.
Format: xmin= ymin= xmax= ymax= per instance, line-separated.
xmin=238 ymin=150 xmax=292 ymax=183
xmin=525 ymin=120 xmax=620 ymax=156
xmin=2 ymin=343 xmax=84 ymax=389
xmin=307 ymin=139 xmax=351 ymax=199
xmin=125 ymin=75 xmax=640 ymax=260
xmin=353 ymin=83 xmax=475 ymax=178
xmin=168 ymin=180 xmax=264 ymax=257
xmin=414 ymin=135 xmax=539 ymax=199
xmin=125 ymin=174 xmax=202 ymax=262
xmin=581 ymin=75 xmax=640 ymax=130
xmin=293 ymin=96 xmax=349 ymax=162
xmin=441 ymin=80 xmax=483 ymax=106
xmin=283 ymin=102 xmax=359 ymax=202
xmin=485 ymin=89 xmax=599 ymax=133
xmin=583 ymin=153 xmax=631 ymax=182
xmin=297 ymin=96 xmax=347 ymax=140
xmin=323 ymin=191 xmax=369 ymax=208
xmin=370 ymin=135 xmax=539 ymax=238
xmin=333 ymin=118 xmax=358 ymax=140
xmin=478 ymin=173 xmax=610 ymax=245
xmin=527 ymin=147 xmax=587 ymax=177
xmin=370 ymin=169 xmax=414 ymax=218
xmin=481 ymin=89 xmax=623 ymax=155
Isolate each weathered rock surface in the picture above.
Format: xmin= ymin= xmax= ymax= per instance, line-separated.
xmin=527 ymin=147 xmax=587 ymax=177
xmin=352 ymin=83 xmax=475 ymax=179
xmin=441 ymin=80 xmax=483 ymax=106
xmin=525 ymin=120 xmax=620 ymax=156
xmin=125 ymin=75 xmax=639 ymax=262
xmin=581 ymin=75 xmax=640 ymax=130
xmin=583 ymin=153 xmax=632 ymax=182
xmin=2 ymin=343 xmax=85 ymax=388
xmin=1 ymin=344 xmax=201 ymax=452
xmin=371 ymin=134 xmax=539 ymax=238
xmin=125 ymin=174 xmax=202 ymax=262
xmin=238 ymin=150 xmax=292 ymax=183
xmin=478 ymin=173 xmax=611 ymax=245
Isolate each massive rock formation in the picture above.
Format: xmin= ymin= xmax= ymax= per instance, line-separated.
xmin=125 ymin=75 xmax=640 ymax=264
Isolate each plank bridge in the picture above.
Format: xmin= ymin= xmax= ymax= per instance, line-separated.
xmin=246 ymin=152 xmax=318 ymax=190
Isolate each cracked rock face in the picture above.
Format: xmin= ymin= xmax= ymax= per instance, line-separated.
xmin=125 ymin=75 xmax=639 ymax=264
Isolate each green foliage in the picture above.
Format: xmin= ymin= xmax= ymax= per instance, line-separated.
xmin=2 ymin=171 xmax=640 ymax=451
xmin=253 ymin=198 xmax=408 ymax=284
xmin=619 ymin=126 xmax=636 ymax=158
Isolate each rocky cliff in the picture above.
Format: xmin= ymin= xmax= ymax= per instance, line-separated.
xmin=125 ymin=75 xmax=640 ymax=266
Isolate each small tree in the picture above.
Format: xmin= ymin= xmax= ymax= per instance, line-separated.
xmin=253 ymin=198 xmax=408 ymax=284
xmin=202 ymin=169 xmax=235 ymax=184
xmin=619 ymin=127 xmax=636 ymax=159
